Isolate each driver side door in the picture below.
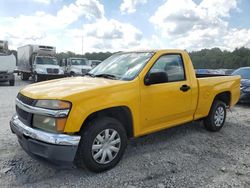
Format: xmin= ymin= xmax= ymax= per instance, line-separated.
xmin=140 ymin=54 xmax=193 ymax=134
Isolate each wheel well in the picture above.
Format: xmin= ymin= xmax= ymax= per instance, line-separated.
xmin=214 ymin=91 xmax=231 ymax=106
xmin=80 ymin=106 xmax=134 ymax=138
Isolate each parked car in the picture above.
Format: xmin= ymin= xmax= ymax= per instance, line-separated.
xmin=10 ymin=49 xmax=240 ymax=172
xmin=90 ymin=60 xmax=102 ymax=68
xmin=232 ymin=67 xmax=250 ymax=103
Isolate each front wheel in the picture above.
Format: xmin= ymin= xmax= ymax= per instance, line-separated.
xmin=33 ymin=73 xmax=42 ymax=83
xmin=70 ymin=72 xmax=75 ymax=77
xmin=75 ymin=117 xmax=127 ymax=172
xmin=203 ymin=100 xmax=227 ymax=132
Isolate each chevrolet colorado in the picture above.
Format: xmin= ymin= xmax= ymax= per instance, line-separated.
xmin=10 ymin=50 xmax=240 ymax=172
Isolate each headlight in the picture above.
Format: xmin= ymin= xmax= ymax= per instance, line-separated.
xmin=33 ymin=100 xmax=71 ymax=132
xmin=35 ymin=100 xmax=71 ymax=109
xmin=36 ymin=69 xmax=46 ymax=74
xmin=59 ymin=69 xmax=64 ymax=74
xmin=33 ymin=115 xmax=67 ymax=133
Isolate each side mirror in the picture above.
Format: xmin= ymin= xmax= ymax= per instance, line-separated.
xmin=144 ymin=71 xmax=168 ymax=86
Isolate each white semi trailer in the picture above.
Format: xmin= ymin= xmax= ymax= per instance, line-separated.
xmin=0 ymin=40 xmax=16 ymax=86
xmin=17 ymin=45 xmax=64 ymax=82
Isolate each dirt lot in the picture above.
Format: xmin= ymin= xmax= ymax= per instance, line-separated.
xmin=0 ymin=77 xmax=249 ymax=188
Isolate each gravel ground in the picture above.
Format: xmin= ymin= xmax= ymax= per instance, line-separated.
xmin=0 ymin=76 xmax=249 ymax=188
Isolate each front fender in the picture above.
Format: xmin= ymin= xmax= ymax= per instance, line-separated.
xmin=63 ymin=80 xmax=140 ymax=134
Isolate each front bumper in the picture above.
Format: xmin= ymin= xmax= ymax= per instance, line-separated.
xmin=10 ymin=114 xmax=81 ymax=165
xmin=38 ymin=74 xmax=65 ymax=80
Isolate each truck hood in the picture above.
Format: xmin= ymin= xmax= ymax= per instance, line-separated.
xmin=20 ymin=76 xmax=125 ymax=99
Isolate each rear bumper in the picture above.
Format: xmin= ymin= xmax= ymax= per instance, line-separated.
xmin=0 ymin=72 xmax=14 ymax=81
xmin=10 ymin=114 xmax=81 ymax=165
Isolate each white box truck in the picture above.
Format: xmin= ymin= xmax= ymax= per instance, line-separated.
xmin=0 ymin=40 xmax=16 ymax=86
xmin=17 ymin=45 xmax=64 ymax=82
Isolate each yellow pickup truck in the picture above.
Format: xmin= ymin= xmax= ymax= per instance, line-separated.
xmin=10 ymin=50 xmax=240 ymax=172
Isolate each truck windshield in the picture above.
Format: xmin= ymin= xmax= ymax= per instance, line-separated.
xmin=36 ymin=57 xmax=58 ymax=65
xmin=89 ymin=52 xmax=154 ymax=80
xmin=71 ymin=59 xmax=88 ymax=66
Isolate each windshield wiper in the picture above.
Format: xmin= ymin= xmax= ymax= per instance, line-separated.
xmin=95 ymin=73 xmax=118 ymax=80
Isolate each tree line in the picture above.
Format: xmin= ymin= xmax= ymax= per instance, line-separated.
xmin=9 ymin=47 xmax=250 ymax=69
xmin=189 ymin=47 xmax=250 ymax=69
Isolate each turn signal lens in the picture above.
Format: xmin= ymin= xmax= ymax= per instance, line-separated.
xmin=56 ymin=118 xmax=67 ymax=132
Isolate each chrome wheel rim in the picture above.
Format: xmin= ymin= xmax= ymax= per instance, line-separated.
xmin=214 ymin=106 xmax=225 ymax=127
xmin=92 ymin=129 xmax=121 ymax=164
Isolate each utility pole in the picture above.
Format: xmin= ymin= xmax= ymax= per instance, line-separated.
xmin=82 ymin=35 xmax=83 ymax=56
xmin=81 ymin=18 xmax=84 ymax=56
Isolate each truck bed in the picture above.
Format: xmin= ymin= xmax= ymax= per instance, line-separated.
xmin=194 ymin=75 xmax=241 ymax=120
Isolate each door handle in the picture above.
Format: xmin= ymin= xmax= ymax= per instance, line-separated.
xmin=180 ymin=84 xmax=191 ymax=92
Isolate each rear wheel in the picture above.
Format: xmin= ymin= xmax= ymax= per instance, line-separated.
xmin=75 ymin=117 xmax=127 ymax=172
xmin=9 ymin=79 xmax=15 ymax=86
xmin=21 ymin=72 xmax=30 ymax=81
xmin=204 ymin=100 xmax=227 ymax=132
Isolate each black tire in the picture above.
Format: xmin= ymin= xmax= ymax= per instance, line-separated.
xmin=33 ymin=73 xmax=41 ymax=83
xmin=70 ymin=72 xmax=75 ymax=77
xmin=204 ymin=100 xmax=227 ymax=132
xmin=9 ymin=79 xmax=15 ymax=86
xmin=75 ymin=117 xmax=127 ymax=172
xmin=21 ymin=72 xmax=30 ymax=81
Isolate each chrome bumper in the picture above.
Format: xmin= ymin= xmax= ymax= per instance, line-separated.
xmin=10 ymin=114 xmax=81 ymax=146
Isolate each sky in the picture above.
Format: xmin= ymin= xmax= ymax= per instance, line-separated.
xmin=0 ymin=0 xmax=250 ymax=53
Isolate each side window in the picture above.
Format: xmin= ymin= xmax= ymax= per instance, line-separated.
xmin=150 ymin=54 xmax=185 ymax=82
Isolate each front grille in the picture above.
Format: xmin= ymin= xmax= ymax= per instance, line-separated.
xmin=17 ymin=93 xmax=35 ymax=106
xmin=47 ymin=68 xmax=59 ymax=74
xmin=16 ymin=93 xmax=35 ymax=126
xmin=16 ymin=106 xmax=29 ymax=120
